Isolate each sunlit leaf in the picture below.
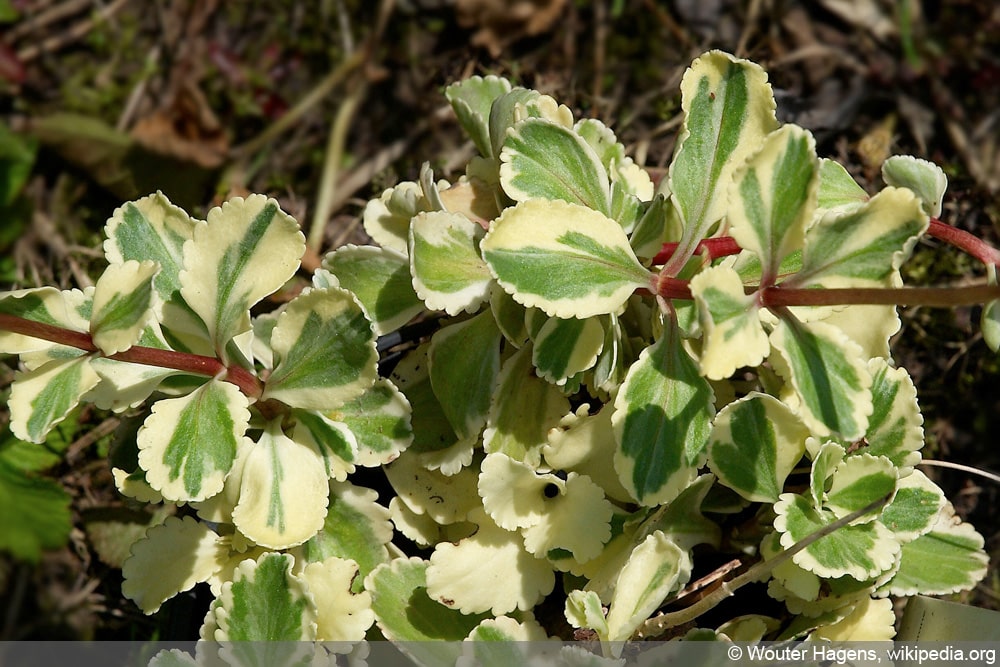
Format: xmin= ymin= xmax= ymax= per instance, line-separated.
xmin=785 ymin=186 xmax=928 ymax=290
xmin=668 ymin=51 xmax=777 ymax=250
xmin=825 ymin=454 xmax=898 ymax=521
xmin=90 ymin=259 xmax=158 ymax=355
xmin=180 ymin=195 xmax=304 ymax=362
xmin=612 ymin=320 xmax=714 ymax=506
xmin=689 ymin=265 xmax=768 ymax=379
xmin=137 ymin=379 xmax=249 ymax=502
xmin=9 ymin=355 xmax=99 ymax=443
xmin=728 ymin=124 xmax=818 ymax=283
xmin=322 ymin=244 xmax=423 ymax=335
xmin=333 ymin=378 xmax=412 ymax=467
xmin=301 ymin=556 xmax=374 ymax=641
xmin=121 ymin=515 xmax=228 ymax=614
xmin=408 ymin=210 xmax=493 ymax=315
xmin=879 ymin=470 xmax=945 ymax=543
xmin=769 ymin=316 xmax=872 ymax=440
xmin=532 ymin=315 xmax=605 ymax=385
xmin=877 ymin=503 xmax=988 ymax=597
xmin=232 ymin=421 xmax=329 ymax=549
xmin=214 ymin=553 xmax=316 ymax=640
xmin=0 ymin=287 xmax=90 ymax=355
xmin=708 ymin=393 xmax=809 ymax=503
xmin=482 ymin=199 xmax=651 ymax=318
xmin=362 ymin=181 xmax=434 ymax=255
xmin=774 ymin=492 xmax=899 ymax=581
xmin=816 ymin=158 xmax=868 ymax=216
xmin=860 ymin=358 xmax=923 ymax=475
xmin=426 ymin=508 xmax=555 ymax=615
xmin=262 ymin=287 xmax=377 ymax=411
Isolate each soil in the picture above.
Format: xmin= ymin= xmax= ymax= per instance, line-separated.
xmin=1 ymin=0 xmax=998 ymax=639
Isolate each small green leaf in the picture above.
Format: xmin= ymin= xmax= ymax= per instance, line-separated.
xmin=445 ymin=75 xmax=512 ymax=158
xmin=484 ymin=345 xmax=570 ymax=466
xmin=290 ymin=410 xmax=357 ymax=481
xmin=879 ymin=470 xmax=945 ymax=543
xmin=668 ymin=51 xmax=778 ymax=251
xmin=532 ymin=315 xmax=605 ymax=385
xmin=881 ymin=155 xmax=947 ymax=218
xmin=785 ymin=186 xmax=928 ymax=290
xmin=708 ymin=393 xmax=809 ymax=503
xmin=769 ymin=317 xmax=872 ymax=440
xmin=366 ymin=558 xmax=488 ymax=653
xmin=90 ymin=259 xmax=159 ymax=355
xmin=333 ymin=378 xmax=413 ymax=467
xmin=500 ymin=118 xmax=610 ymax=214
xmin=103 ymin=192 xmax=197 ymax=304
xmin=0 ymin=457 xmax=71 ymax=562
xmin=137 ymin=379 xmax=249 ymax=502
xmin=263 ymin=287 xmax=378 ymax=411
xmin=861 ymin=358 xmax=923 ymax=474
xmin=482 ymin=199 xmax=652 ymax=318
xmin=774 ymin=492 xmax=899 ymax=581
xmin=728 ymin=124 xmax=818 ymax=283
xmin=612 ymin=320 xmax=715 ymax=506
xmin=322 ymin=244 xmax=423 ymax=335
xmin=121 ymin=515 xmax=228 ymax=614
xmin=301 ymin=480 xmax=392 ymax=589
xmin=362 ymin=181 xmax=434 ymax=255
xmin=878 ymin=503 xmax=988 ymax=597
xmin=428 ymin=311 xmax=502 ymax=442
xmin=816 ymin=158 xmax=868 ymax=215
xmin=825 ymin=454 xmax=898 ymax=521
xmin=232 ymin=421 xmax=330 ymax=549
xmin=215 ymin=553 xmax=316 ymax=641
xmin=689 ymin=265 xmax=768 ymax=379
xmin=180 ymin=195 xmax=305 ymax=362
xmin=9 ymin=356 xmax=100 ymax=443
xmin=408 ymin=210 xmax=493 ymax=315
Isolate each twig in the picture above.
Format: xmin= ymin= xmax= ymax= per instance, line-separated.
xmin=6 ymin=0 xmax=93 ymax=42
xmin=16 ymin=0 xmax=131 ymax=62
xmin=637 ymin=493 xmax=892 ymax=638
xmin=919 ymin=459 xmax=1000 ymax=486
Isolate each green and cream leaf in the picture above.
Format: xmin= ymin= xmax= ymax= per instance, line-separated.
xmin=214 ymin=553 xmax=316 ymax=641
xmin=774 ymin=492 xmax=899 ymax=581
xmin=408 ymin=210 xmax=493 ymax=315
xmin=785 ymin=187 xmax=928 ymax=290
xmin=532 ymin=315 xmax=605 ymax=385
xmin=362 ymin=181 xmax=434 ymax=255
xmin=121 ymin=516 xmax=229 ymax=614
xmin=707 ymin=393 xmax=809 ymax=503
xmin=332 ymin=378 xmax=412 ymax=467
xmin=137 ymin=379 xmax=249 ymax=502
xmin=262 ymin=287 xmax=377 ymax=411
xmin=878 ymin=470 xmax=945 ymax=543
xmin=180 ymin=195 xmax=304 ymax=361
xmin=301 ymin=556 xmax=374 ymax=641
xmin=500 ymin=118 xmax=610 ymax=213
xmin=482 ymin=199 xmax=652 ymax=319
xmin=9 ymin=355 xmax=100 ymax=443
xmin=446 ymin=75 xmax=512 ymax=158
xmin=861 ymin=358 xmax=923 ymax=475
xmin=232 ymin=421 xmax=329 ymax=549
xmin=103 ymin=192 xmax=197 ymax=304
xmin=290 ymin=410 xmax=357 ymax=481
xmin=321 ymin=245 xmax=423 ymax=335
xmin=689 ymin=265 xmax=768 ymax=379
xmin=881 ymin=155 xmax=947 ymax=218
xmin=877 ymin=503 xmax=988 ymax=597
xmin=769 ymin=317 xmax=872 ymax=440
xmin=816 ymin=158 xmax=868 ymax=216
xmin=0 ymin=287 xmax=90 ymax=355
xmin=728 ymin=125 xmax=818 ymax=282
xmin=612 ymin=323 xmax=714 ymax=506
xmin=824 ymin=454 xmax=898 ymax=521
xmin=89 ymin=260 xmax=159 ymax=355
xmin=668 ymin=50 xmax=777 ymax=260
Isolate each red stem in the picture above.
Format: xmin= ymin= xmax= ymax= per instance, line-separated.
xmin=0 ymin=313 xmax=263 ymax=398
xmin=652 ymin=237 xmax=742 ymax=265
xmin=927 ymin=217 xmax=1000 ymax=266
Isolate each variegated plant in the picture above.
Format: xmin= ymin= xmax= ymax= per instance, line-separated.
xmin=1 ymin=50 xmax=998 ymax=651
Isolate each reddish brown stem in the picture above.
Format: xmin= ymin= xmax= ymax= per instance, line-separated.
xmin=0 ymin=313 xmax=263 ymax=398
xmin=759 ymin=284 xmax=1000 ymax=308
xmin=928 ymin=217 xmax=1000 ymax=266
xmin=652 ymin=237 xmax=742 ymax=265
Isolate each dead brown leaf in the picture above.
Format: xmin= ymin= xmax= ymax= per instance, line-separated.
xmin=455 ymin=0 xmax=569 ymax=57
